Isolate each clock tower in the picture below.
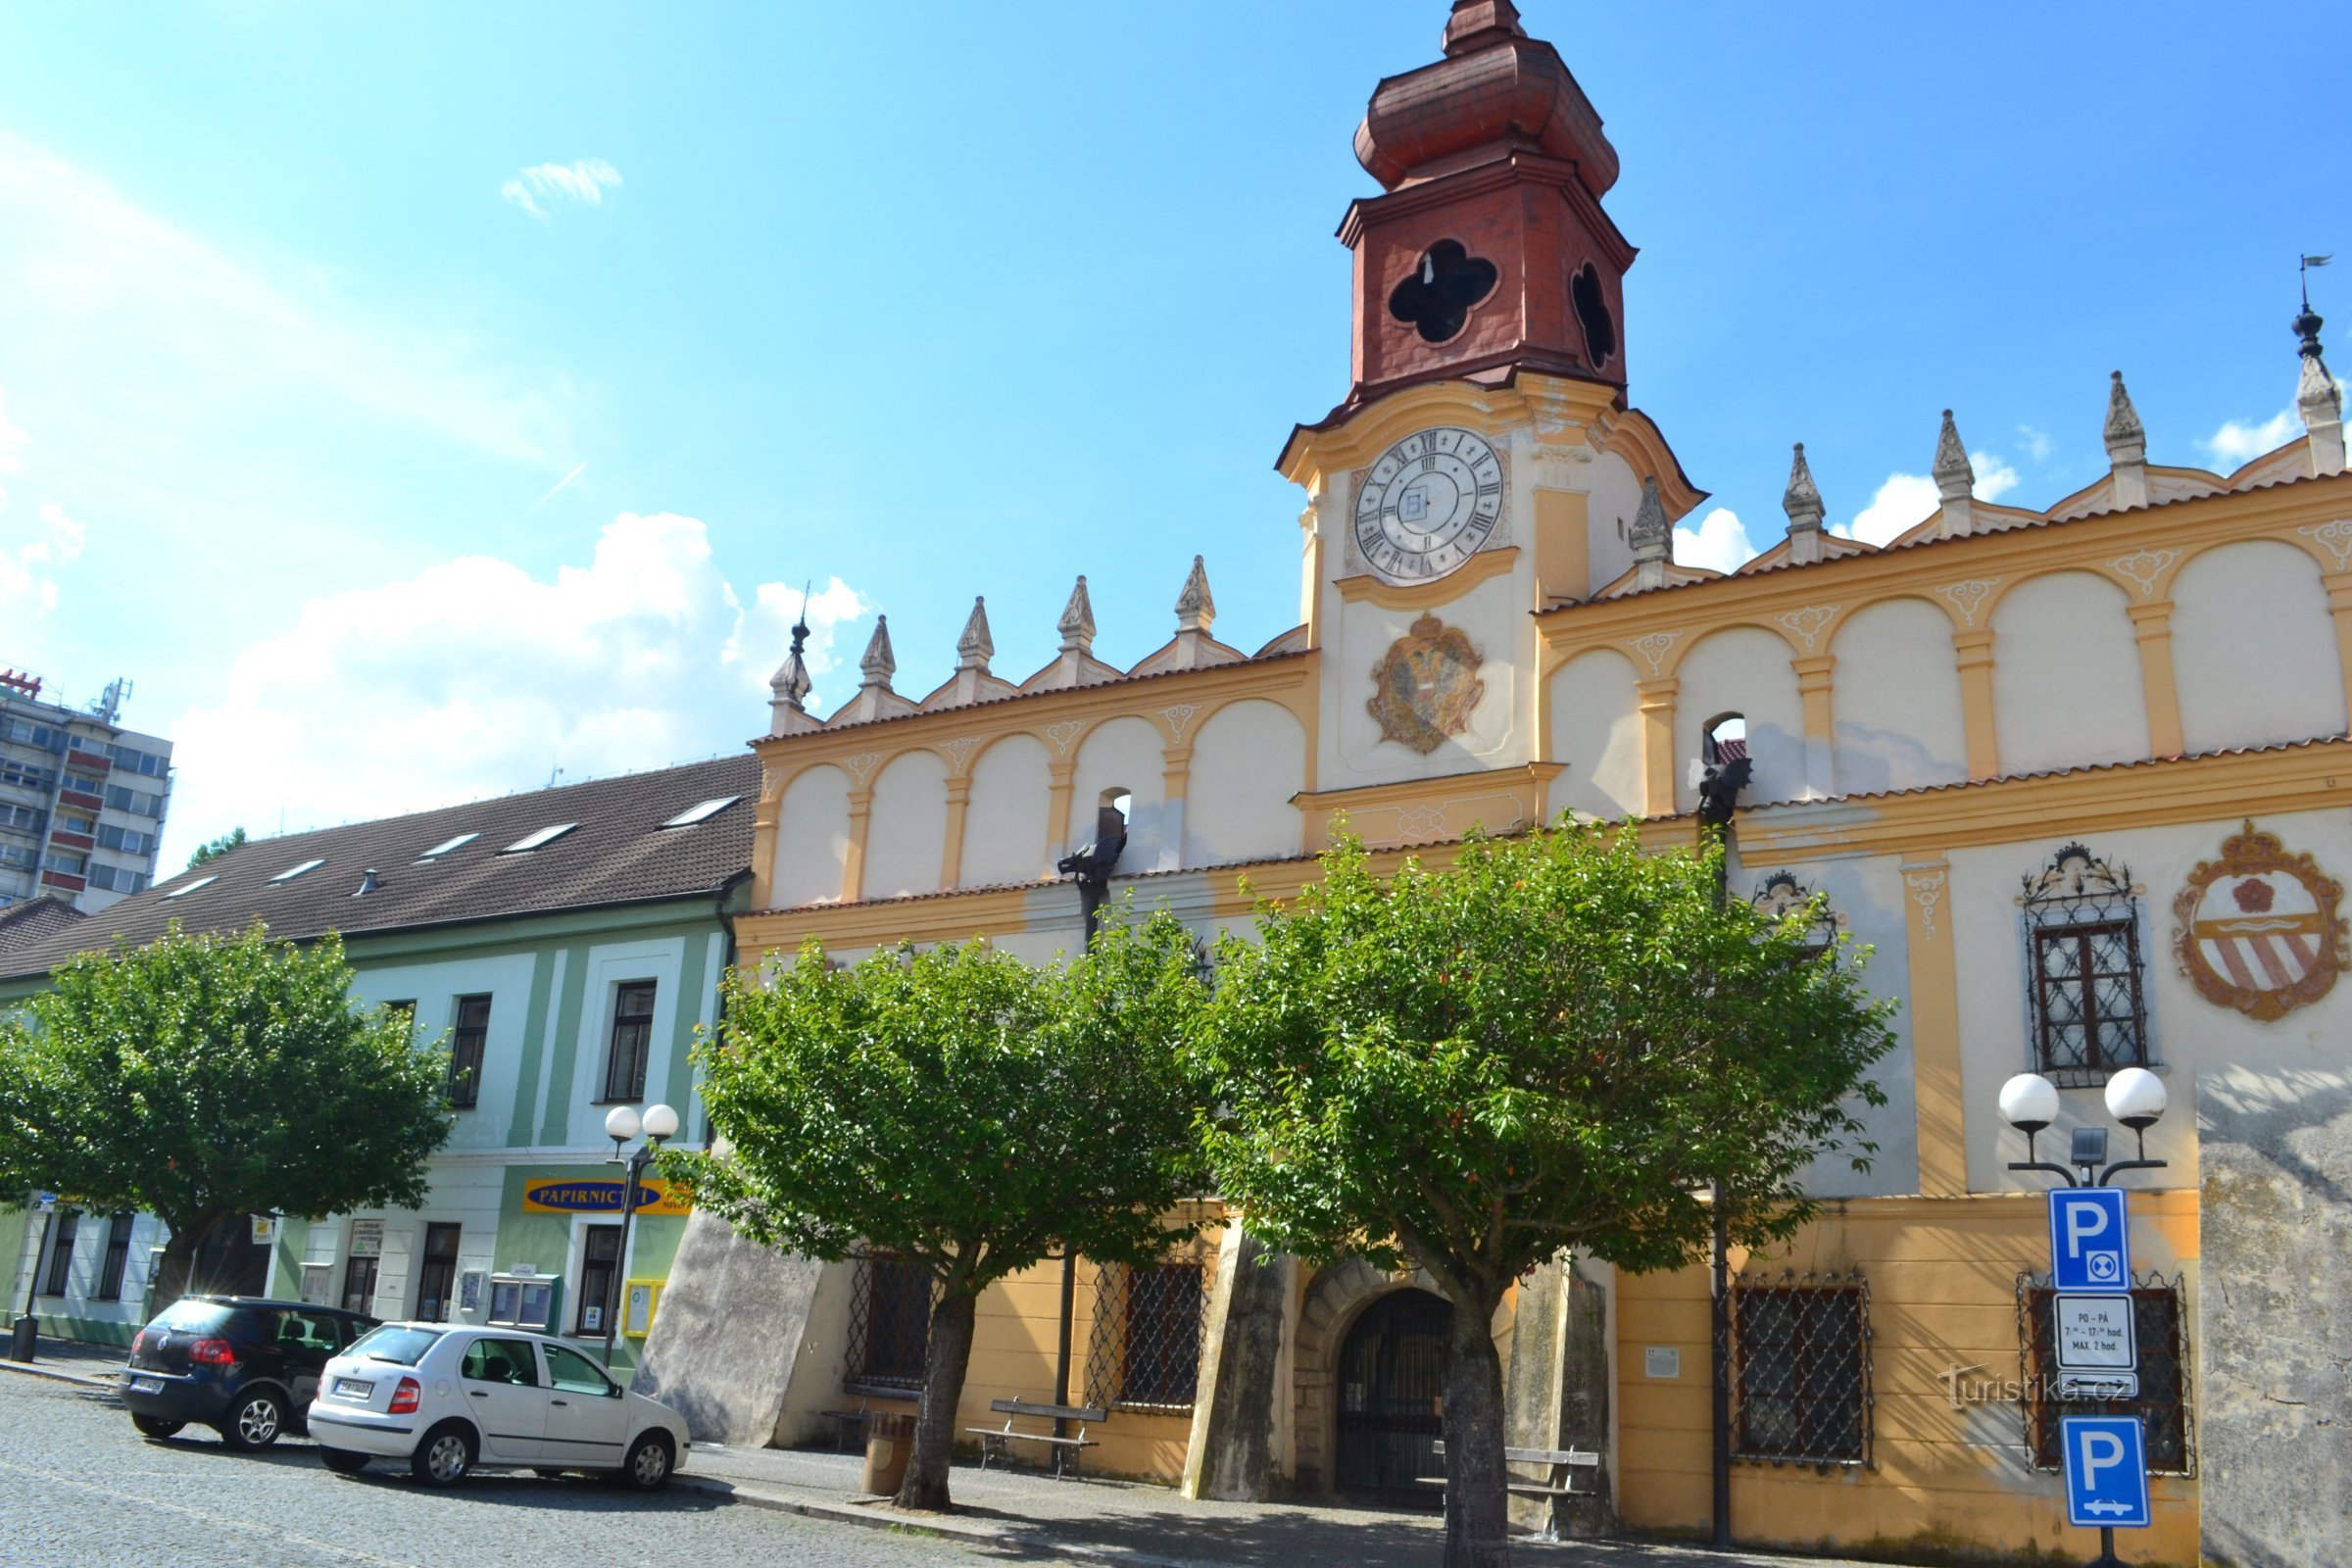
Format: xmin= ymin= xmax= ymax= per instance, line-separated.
xmin=1277 ymin=0 xmax=1703 ymax=827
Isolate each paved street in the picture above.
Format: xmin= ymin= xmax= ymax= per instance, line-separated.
xmin=0 ymin=1372 xmax=1049 ymax=1568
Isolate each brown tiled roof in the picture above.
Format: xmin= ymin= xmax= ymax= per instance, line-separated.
xmin=0 ymin=753 xmax=760 ymax=982
xmin=0 ymin=897 xmax=87 ymax=956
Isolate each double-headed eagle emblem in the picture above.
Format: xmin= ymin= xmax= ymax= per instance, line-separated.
xmin=1367 ymin=614 xmax=1486 ymax=756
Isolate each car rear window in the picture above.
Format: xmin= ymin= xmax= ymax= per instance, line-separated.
xmin=345 ymin=1325 xmax=444 ymax=1366
xmin=150 ymin=1300 xmax=233 ymax=1334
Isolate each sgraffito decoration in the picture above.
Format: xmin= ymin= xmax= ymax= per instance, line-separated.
xmin=2172 ymin=821 xmax=2348 ymax=1022
xmin=1367 ymin=613 xmax=1486 ymax=755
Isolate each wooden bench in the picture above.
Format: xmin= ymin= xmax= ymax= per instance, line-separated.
xmin=965 ymin=1397 xmax=1108 ymax=1478
xmin=1424 ymin=1443 xmax=1602 ymax=1538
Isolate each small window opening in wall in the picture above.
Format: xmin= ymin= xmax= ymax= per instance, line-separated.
xmin=1571 ymin=262 xmax=1618 ymax=368
xmin=1388 ymin=240 xmax=1499 ymax=345
xmin=1102 ymin=788 xmax=1133 ymax=823
xmin=1703 ymin=714 xmax=1749 ymax=766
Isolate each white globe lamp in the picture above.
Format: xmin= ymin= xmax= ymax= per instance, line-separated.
xmin=1997 ymin=1072 xmax=2060 ymax=1134
xmin=604 ymin=1104 xmax=642 ymax=1144
xmin=641 ymin=1102 xmax=681 ymax=1142
xmin=2103 ymin=1067 xmax=2167 ymax=1131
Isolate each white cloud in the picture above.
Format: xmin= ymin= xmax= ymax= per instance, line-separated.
xmin=1674 ymin=506 xmax=1758 ymax=573
xmin=2018 ymin=424 xmax=2055 ymax=463
xmin=167 ymin=514 xmax=866 ymax=861
xmin=1833 ymin=451 xmax=2020 ymax=547
xmin=501 ymin=159 xmax=622 ymax=220
xmin=0 ymin=387 xmax=85 ymax=620
xmin=1971 ymin=450 xmax=2021 ymax=503
xmin=2204 ymin=409 xmax=2300 ymax=466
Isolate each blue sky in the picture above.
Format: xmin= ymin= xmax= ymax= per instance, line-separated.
xmin=0 ymin=1 xmax=2342 ymax=865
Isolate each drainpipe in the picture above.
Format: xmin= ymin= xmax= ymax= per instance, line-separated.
xmin=1693 ymin=756 xmax=1750 ymax=1551
xmin=1052 ymin=807 xmax=1128 ymax=1450
xmin=704 ymin=869 xmax=753 ymax=1144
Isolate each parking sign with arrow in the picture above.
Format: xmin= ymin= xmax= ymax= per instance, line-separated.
xmin=2062 ymin=1415 xmax=2152 ymax=1529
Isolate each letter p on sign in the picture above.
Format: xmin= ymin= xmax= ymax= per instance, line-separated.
xmin=2048 ymin=1188 xmax=2132 ymax=1294
xmin=2062 ymin=1415 xmax=2151 ymax=1529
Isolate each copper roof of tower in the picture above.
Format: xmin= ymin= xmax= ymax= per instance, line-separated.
xmin=1353 ymin=0 xmax=1619 ymax=195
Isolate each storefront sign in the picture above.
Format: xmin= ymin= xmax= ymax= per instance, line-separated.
xmin=250 ymin=1214 xmax=280 ymax=1246
xmin=520 ymin=1178 xmax=692 ymax=1217
xmin=347 ymin=1219 xmax=383 ymax=1258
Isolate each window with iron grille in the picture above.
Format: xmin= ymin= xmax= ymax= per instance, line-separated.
xmin=96 ymin=1213 xmax=135 ymax=1301
xmin=2017 ymin=1272 xmax=2193 ymax=1475
xmin=42 ymin=1211 xmax=79 ymax=1297
xmin=1726 ymin=1271 xmax=1871 ymax=1466
xmin=446 ymin=995 xmax=490 ymax=1108
xmin=1087 ymin=1258 xmax=1209 ymax=1410
xmin=2020 ymin=844 xmax=2151 ymax=1086
xmin=602 ymin=981 xmax=657 ymax=1103
xmin=846 ymin=1254 xmax=933 ymax=1392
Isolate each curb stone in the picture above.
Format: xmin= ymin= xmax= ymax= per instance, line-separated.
xmin=670 ymin=1473 xmax=1204 ymax=1568
xmin=0 ymin=1358 xmax=118 ymax=1391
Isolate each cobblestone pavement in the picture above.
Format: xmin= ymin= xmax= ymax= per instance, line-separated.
xmin=0 ymin=1372 xmax=1055 ymax=1568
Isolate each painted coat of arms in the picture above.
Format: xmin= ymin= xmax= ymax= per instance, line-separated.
xmin=2172 ymin=820 xmax=2348 ymax=1021
xmin=1367 ymin=613 xmax=1485 ymax=755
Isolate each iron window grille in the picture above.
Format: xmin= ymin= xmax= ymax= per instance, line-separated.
xmin=96 ymin=1213 xmax=134 ymax=1301
xmin=602 ymin=981 xmax=658 ymax=1103
xmin=1724 ymin=1270 xmax=1873 ymax=1467
xmin=1086 ymin=1250 xmax=1212 ymax=1412
xmin=2016 ymin=1271 xmax=2193 ymax=1476
xmin=448 ymin=995 xmax=490 ymax=1109
xmin=2020 ymin=843 xmax=2153 ymax=1086
xmin=846 ymin=1252 xmax=935 ymax=1394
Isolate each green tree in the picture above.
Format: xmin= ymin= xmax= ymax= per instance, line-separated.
xmin=662 ymin=908 xmax=1205 ymax=1512
xmin=185 ymin=826 xmax=246 ymax=870
xmin=0 ymin=922 xmax=452 ymax=1303
xmin=1194 ymin=824 xmax=1895 ymax=1568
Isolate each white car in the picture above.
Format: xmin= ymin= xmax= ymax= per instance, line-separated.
xmin=305 ymin=1322 xmax=689 ymax=1489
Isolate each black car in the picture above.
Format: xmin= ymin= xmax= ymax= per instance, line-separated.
xmin=122 ymin=1296 xmax=379 ymax=1450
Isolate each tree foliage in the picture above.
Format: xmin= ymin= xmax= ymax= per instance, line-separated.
xmin=1193 ymin=822 xmax=1896 ymax=1567
xmin=186 ymin=826 xmax=247 ymax=870
xmin=662 ymin=906 xmax=1206 ymax=1510
xmin=0 ymin=921 xmax=452 ymax=1300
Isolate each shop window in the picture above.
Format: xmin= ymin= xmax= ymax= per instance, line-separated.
xmin=575 ymin=1225 xmax=623 ymax=1337
xmin=847 ymin=1254 xmax=933 ymax=1393
xmin=342 ymin=1254 xmax=379 ymax=1316
xmin=2018 ymin=1273 xmax=2193 ymax=1475
xmin=2020 ymin=843 xmax=2151 ymax=1086
xmin=602 ymin=982 xmax=658 ymax=1103
xmin=1727 ymin=1271 xmax=1871 ymax=1466
xmin=1088 ymin=1256 xmax=1208 ymax=1410
xmin=96 ymin=1213 xmax=135 ymax=1301
xmin=42 ymin=1211 xmax=80 ymax=1297
xmin=447 ymin=995 xmax=490 ymax=1108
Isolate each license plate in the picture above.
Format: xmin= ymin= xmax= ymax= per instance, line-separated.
xmin=128 ymin=1377 xmax=162 ymax=1394
xmin=334 ymin=1378 xmax=372 ymax=1398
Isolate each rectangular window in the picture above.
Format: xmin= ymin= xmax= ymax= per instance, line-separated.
xmin=96 ymin=824 xmax=148 ymax=856
xmin=2032 ymin=919 xmax=2148 ymax=1080
xmin=416 ymin=1223 xmax=462 ymax=1322
xmin=1119 ymin=1263 xmax=1205 ymax=1406
xmin=42 ymin=850 xmax=86 ymax=875
xmin=575 ymin=1226 xmax=623 ymax=1336
xmin=848 ymin=1256 xmax=932 ymax=1392
xmin=0 ymin=804 xmax=41 ymax=834
xmin=105 ymin=785 xmax=162 ymax=817
xmin=2022 ymin=1277 xmax=2192 ymax=1475
xmin=96 ymin=1214 xmax=135 ymax=1301
xmin=602 ymin=982 xmax=657 ymax=1103
xmin=1730 ymin=1277 xmax=1871 ymax=1465
xmin=342 ymin=1254 xmax=380 ymax=1315
xmin=42 ymin=1212 xmax=79 ymax=1297
xmin=447 ymin=995 xmax=491 ymax=1109
xmin=0 ymin=760 xmax=56 ymax=792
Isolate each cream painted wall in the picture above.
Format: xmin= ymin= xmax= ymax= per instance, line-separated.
xmin=1585 ymin=449 xmax=1642 ymax=591
xmin=1831 ymin=598 xmax=1970 ymax=795
xmin=960 ymin=733 xmax=1053 ymax=888
xmin=1990 ymin=571 xmax=2149 ymax=775
xmin=2171 ymin=540 xmax=2347 ymax=753
xmin=1673 ymin=626 xmax=1806 ymax=810
xmin=771 ymin=764 xmax=851 ymax=906
xmin=1069 ymin=716 xmax=1168 ymax=870
xmin=1547 ymin=647 xmax=1643 ymax=820
xmin=1182 ymin=700 xmax=1306 ymax=867
xmin=862 ymin=749 xmax=949 ymax=900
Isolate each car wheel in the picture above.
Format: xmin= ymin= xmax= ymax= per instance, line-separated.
xmin=621 ymin=1432 xmax=674 ymax=1492
xmin=320 ymin=1447 xmax=370 ymax=1476
xmin=132 ymin=1416 xmax=185 ymax=1440
xmin=410 ymin=1423 xmax=476 ymax=1488
xmin=220 ymin=1390 xmax=286 ymax=1451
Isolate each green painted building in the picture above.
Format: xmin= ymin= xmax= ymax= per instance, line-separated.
xmin=0 ymin=754 xmax=757 ymax=1375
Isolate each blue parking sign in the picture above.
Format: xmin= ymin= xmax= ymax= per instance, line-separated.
xmin=2062 ymin=1415 xmax=2151 ymax=1528
xmin=2048 ymin=1188 xmax=2131 ymax=1294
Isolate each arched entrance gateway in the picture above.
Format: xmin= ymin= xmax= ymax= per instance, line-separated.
xmin=1332 ymin=1288 xmax=1450 ymax=1510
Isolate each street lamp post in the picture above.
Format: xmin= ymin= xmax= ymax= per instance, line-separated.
xmin=601 ymin=1102 xmax=679 ymax=1373
xmin=1997 ymin=1066 xmax=2171 ymax=1568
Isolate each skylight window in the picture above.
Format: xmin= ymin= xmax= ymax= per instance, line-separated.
xmin=270 ymin=858 xmax=326 ymax=883
xmin=164 ymin=875 xmax=218 ymax=900
xmin=662 ymin=796 xmax=742 ymax=829
xmin=417 ymin=832 xmax=478 ymax=860
xmin=499 ymin=823 xmax=578 ymax=855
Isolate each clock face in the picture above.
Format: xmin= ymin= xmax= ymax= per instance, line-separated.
xmin=1353 ymin=427 xmax=1504 ymax=584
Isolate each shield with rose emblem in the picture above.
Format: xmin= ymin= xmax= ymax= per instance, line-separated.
xmin=2172 ymin=820 xmax=2348 ymax=1021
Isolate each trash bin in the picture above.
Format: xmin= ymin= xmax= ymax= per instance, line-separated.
xmin=860 ymin=1411 xmax=914 ymax=1495
xmin=8 ymin=1316 xmax=35 ymax=1363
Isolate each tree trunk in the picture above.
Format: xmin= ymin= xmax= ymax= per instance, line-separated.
xmin=149 ymin=1214 xmax=210 ymax=1309
xmin=895 ymin=1283 xmax=979 ymax=1511
xmin=1441 ymin=1286 xmax=1512 ymax=1568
